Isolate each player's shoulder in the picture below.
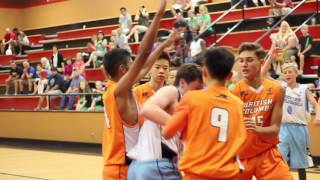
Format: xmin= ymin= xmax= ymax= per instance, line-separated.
xmin=263 ymin=78 xmax=283 ymax=91
xmin=228 ymin=92 xmax=244 ymax=106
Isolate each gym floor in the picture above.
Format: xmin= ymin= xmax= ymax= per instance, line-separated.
xmin=0 ymin=140 xmax=319 ymax=180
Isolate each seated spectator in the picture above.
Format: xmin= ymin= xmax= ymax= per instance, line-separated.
xmin=119 ymin=7 xmax=132 ymax=35
xmin=270 ymin=21 xmax=297 ymax=74
xmin=87 ymin=34 xmax=98 ymax=52
xmin=75 ymin=80 xmax=92 ymax=111
xmin=190 ymin=32 xmax=206 ymax=58
xmin=171 ymin=0 xmax=191 ymax=17
xmin=73 ymin=52 xmax=86 ymax=76
xmin=51 ymin=45 xmax=64 ymax=73
xmin=17 ymin=31 xmax=30 ymax=55
xmin=59 ymin=67 xmax=84 ymax=110
xmin=187 ymin=10 xmax=199 ymax=33
xmin=32 ymin=70 xmax=48 ymax=96
xmin=86 ymin=31 xmax=107 ymax=68
xmin=19 ymin=61 xmax=38 ymax=94
xmin=298 ymin=24 xmax=313 ymax=74
xmin=5 ymin=62 xmax=23 ymax=95
xmin=198 ymin=5 xmax=213 ymax=38
xmin=88 ymin=81 xmax=104 ymax=111
xmin=127 ymin=5 xmax=149 ymax=43
xmin=35 ymin=63 xmax=52 ymax=79
xmin=34 ymin=67 xmax=64 ymax=111
xmin=115 ymin=28 xmax=132 ymax=53
xmin=41 ymin=57 xmax=51 ymax=70
xmin=268 ymin=0 xmax=293 ymax=25
xmin=63 ymin=59 xmax=73 ymax=77
xmin=252 ymin=0 xmax=267 ymax=6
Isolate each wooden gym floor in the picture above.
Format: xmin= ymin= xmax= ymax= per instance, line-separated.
xmin=0 ymin=139 xmax=319 ymax=180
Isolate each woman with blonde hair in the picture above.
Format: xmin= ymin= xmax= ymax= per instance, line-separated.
xmin=40 ymin=57 xmax=51 ymax=70
xmin=270 ymin=21 xmax=298 ymax=74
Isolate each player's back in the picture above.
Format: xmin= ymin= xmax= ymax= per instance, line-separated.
xmin=102 ymin=80 xmax=139 ymax=166
xmin=231 ymin=78 xmax=283 ymax=159
xmin=179 ymin=86 xmax=246 ymax=179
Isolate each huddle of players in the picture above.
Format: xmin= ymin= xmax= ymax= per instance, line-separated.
xmin=101 ymin=0 xmax=320 ymax=179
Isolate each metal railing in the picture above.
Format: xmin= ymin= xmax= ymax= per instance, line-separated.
xmin=196 ymin=0 xmax=245 ymax=45
xmin=0 ymin=93 xmax=103 ymax=112
xmin=255 ymin=0 xmax=308 ymax=44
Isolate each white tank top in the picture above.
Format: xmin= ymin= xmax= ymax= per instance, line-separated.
xmin=282 ymin=83 xmax=309 ymax=125
xmin=127 ymin=120 xmax=181 ymax=160
xmin=190 ymin=39 xmax=204 ymax=57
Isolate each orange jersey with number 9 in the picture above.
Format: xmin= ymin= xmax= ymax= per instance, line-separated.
xmin=163 ymin=87 xmax=247 ymax=179
xmin=231 ymin=78 xmax=283 ymax=159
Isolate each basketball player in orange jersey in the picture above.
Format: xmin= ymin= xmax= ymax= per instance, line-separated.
xmin=231 ymin=42 xmax=293 ymax=180
xmin=134 ymin=52 xmax=171 ymax=107
xmin=162 ymin=47 xmax=247 ymax=180
xmin=101 ymin=0 xmax=169 ymax=179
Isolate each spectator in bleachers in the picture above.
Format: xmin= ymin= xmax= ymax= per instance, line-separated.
xmin=19 ymin=61 xmax=37 ymax=94
xmin=198 ymin=5 xmax=213 ymax=38
xmin=252 ymin=0 xmax=266 ymax=7
xmin=270 ymin=21 xmax=297 ymax=74
xmin=35 ymin=63 xmax=52 ymax=79
xmin=86 ymin=31 xmax=107 ymax=68
xmin=32 ymin=67 xmax=48 ymax=96
xmin=87 ymin=34 xmax=98 ymax=52
xmin=63 ymin=59 xmax=73 ymax=77
xmin=298 ymin=24 xmax=313 ymax=74
xmin=268 ymin=0 xmax=293 ymax=25
xmin=16 ymin=31 xmax=30 ymax=55
xmin=190 ymin=32 xmax=206 ymax=58
xmin=75 ymin=80 xmax=92 ymax=111
xmin=114 ymin=28 xmax=132 ymax=53
xmin=2 ymin=28 xmax=18 ymax=55
xmin=171 ymin=0 xmax=191 ymax=17
xmin=34 ymin=67 xmax=64 ymax=111
xmin=88 ymin=81 xmax=104 ymax=111
xmin=51 ymin=45 xmax=64 ymax=73
xmin=119 ymin=7 xmax=132 ymax=35
xmin=127 ymin=5 xmax=149 ymax=43
xmin=59 ymin=67 xmax=84 ymax=110
xmin=41 ymin=57 xmax=51 ymax=71
xmin=187 ymin=10 xmax=199 ymax=33
xmin=74 ymin=52 xmax=86 ymax=75
xmin=4 ymin=62 xmax=23 ymax=95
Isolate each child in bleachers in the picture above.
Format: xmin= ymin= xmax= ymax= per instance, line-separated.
xmin=86 ymin=31 xmax=107 ymax=68
xmin=114 ymin=28 xmax=131 ymax=53
xmin=88 ymin=81 xmax=104 ymax=112
xmin=63 ymin=59 xmax=73 ymax=78
xmin=298 ymin=24 xmax=313 ymax=74
xmin=32 ymin=68 xmax=48 ymax=96
xmin=75 ymin=80 xmax=92 ymax=111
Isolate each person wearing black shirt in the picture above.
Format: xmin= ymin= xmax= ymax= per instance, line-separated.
xmin=5 ymin=62 xmax=23 ymax=95
xmin=34 ymin=67 xmax=64 ymax=111
xmin=51 ymin=46 xmax=64 ymax=73
xmin=298 ymin=24 xmax=313 ymax=74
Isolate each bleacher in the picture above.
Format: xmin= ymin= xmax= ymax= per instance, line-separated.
xmin=0 ymin=0 xmax=319 ymax=111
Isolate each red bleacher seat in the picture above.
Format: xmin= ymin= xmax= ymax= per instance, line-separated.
xmin=0 ymin=55 xmax=16 ymax=66
xmin=57 ymin=25 xmax=119 ymax=39
xmin=28 ymin=34 xmax=45 ymax=45
xmin=85 ymin=68 xmax=106 ymax=82
xmin=27 ymin=47 xmax=88 ymax=62
xmin=0 ymin=73 xmax=9 ymax=85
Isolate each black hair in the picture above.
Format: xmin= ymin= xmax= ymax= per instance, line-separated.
xmin=204 ymin=47 xmax=235 ymax=81
xmin=120 ymin=7 xmax=126 ymax=11
xmin=103 ymin=48 xmax=131 ymax=78
xmin=239 ymin=42 xmax=266 ymax=60
xmin=158 ymin=52 xmax=171 ymax=63
xmin=174 ymin=64 xmax=202 ymax=86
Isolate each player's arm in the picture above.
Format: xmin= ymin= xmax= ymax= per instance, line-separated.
xmin=162 ymin=95 xmax=189 ymax=139
xmin=306 ymin=90 xmax=320 ymax=125
xmin=141 ymin=86 xmax=179 ymax=125
xmin=133 ymin=31 xmax=178 ymax=83
xmin=114 ymin=0 xmax=167 ymax=97
xmin=261 ymin=48 xmax=277 ymax=78
xmin=254 ymin=86 xmax=285 ymax=135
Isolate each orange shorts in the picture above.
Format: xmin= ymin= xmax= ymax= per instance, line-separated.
xmin=183 ymin=173 xmax=239 ymax=180
xmin=239 ymin=146 xmax=293 ymax=180
xmin=103 ymin=164 xmax=128 ymax=180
